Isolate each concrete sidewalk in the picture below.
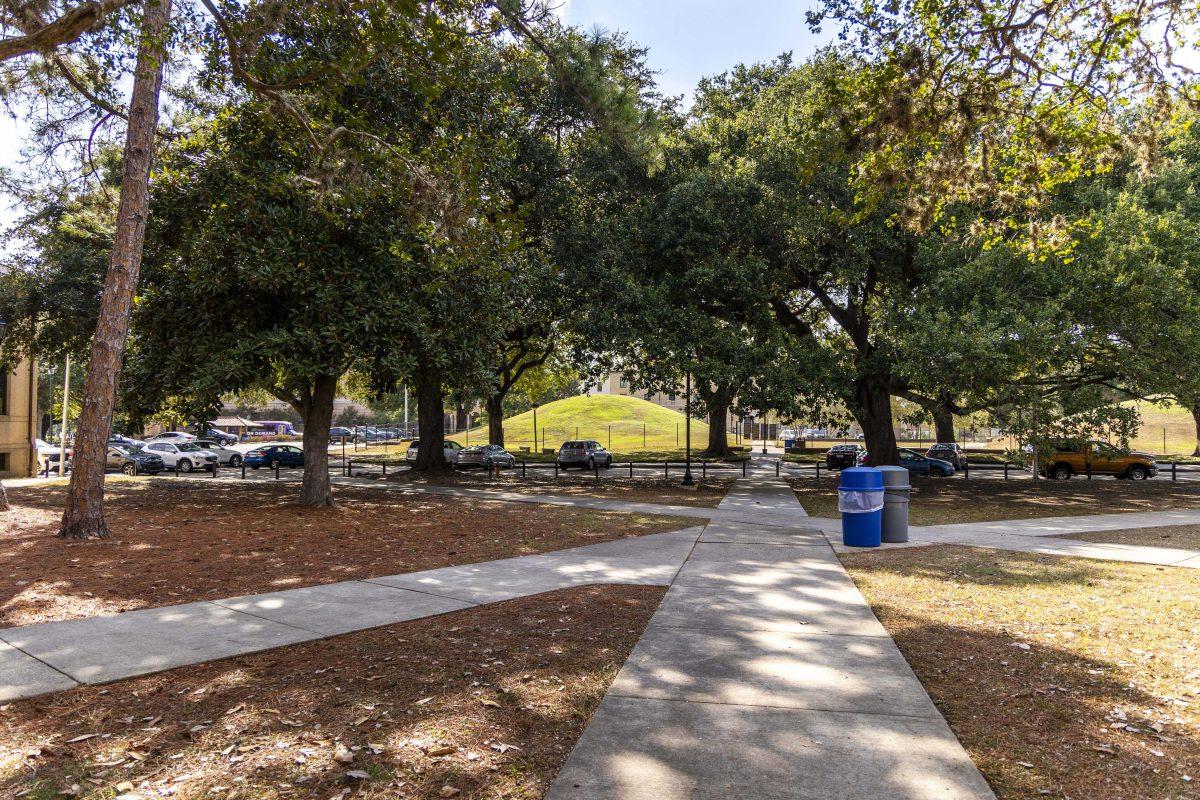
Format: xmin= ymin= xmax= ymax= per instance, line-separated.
xmin=0 ymin=526 xmax=704 ymax=703
xmin=807 ymin=512 xmax=1200 ymax=568
xmin=546 ymin=479 xmax=994 ymax=800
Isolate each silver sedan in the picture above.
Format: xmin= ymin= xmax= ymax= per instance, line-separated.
xmin=456 ymin=444 xmax=517 ymax=470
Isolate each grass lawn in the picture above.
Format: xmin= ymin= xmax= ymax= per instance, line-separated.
xmin=0 ymin=585 xmax=663 ymax=800
xmin=790 ymin=476 xmax=1200 ymax=524
xmin=842 ymin=546 xmax=1200 ymax=800
xmin=445 ymin=394 xmax=735 ymax=453
xmin=0 ymin=480 xmax=690 ymax=627
xmin=1055 ymin=524 xmax=1200 ymax=550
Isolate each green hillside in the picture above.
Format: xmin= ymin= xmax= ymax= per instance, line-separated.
xmin=1125 ymin=400 xmax=1199 ymax=455
xmin=450 ymin=394 xmax=727 ymax=453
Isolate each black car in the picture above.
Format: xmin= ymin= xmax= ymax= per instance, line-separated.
xmin=195 ymin=428 xmax=238 ymax=446
xmin=556 ymin=440 xmax=612 ymax=470
xmin=925 ymin=443 xmax=969 ymax=470
xmin=106 ymin=445 xmax=165 ymax=476
xmin=825 ymin=444 xmax=864 ymax=470
xmin=329 ymin=426 xmax=355 ymax=441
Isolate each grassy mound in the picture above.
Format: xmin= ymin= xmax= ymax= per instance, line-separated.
xmin=451 ymin=394 xmax=720 ymax=453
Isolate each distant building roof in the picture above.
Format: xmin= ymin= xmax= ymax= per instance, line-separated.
xmin=208 ymin=416 xmax=264 ymax=428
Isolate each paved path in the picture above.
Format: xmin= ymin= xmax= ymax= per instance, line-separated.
xmin=546 ymin=479 xmax=994 ymax=800
xmin=805 ymin=509 xmax=1200 ymax=567
xmin=0 ymin=526 xmax=704 ymax=702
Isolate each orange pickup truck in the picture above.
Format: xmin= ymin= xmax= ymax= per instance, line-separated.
xmin=1039 ymin=441 xmax=1158 ymax=481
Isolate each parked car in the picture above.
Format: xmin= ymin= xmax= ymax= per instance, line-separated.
xmin=405 ymin=439 xmax=463 ymax=463
xmin=194 ymin=439 xmax=244 ymax=467
xmin=899 ymin=448 xmax=956 ymax=477
xmin=36 ymin=438 xmax=70 ymax=472
xmin=244 ymin=444 xmax=305 ymax=470
xmin=457 ymin=444 xmax=517 ymax=470
xmin=106 ymin=445 xmax=164 ymax=476
xmin=855 ymin=447 xmax=957 ymax=477
xmin=143 ymin=441 xmax=219 ymax=472
xmin=195 ymin=428 xmax=238 ymax=446
xmin=925 ymin=443 xmax=969 ymax=471
xmin=108 ymin=433 xmax=145 ymax=448
xmin=147 ymin=431 xmax=196 ymax=444
xmin=557 ymin=440 xmax=612 ymax=470
xmin=329 ymin=427 xmax=356 ymax=441
xmin=825 ymin=444 xmax=864 ymax=470
xmin=1039 ymin=441 xmax=1157 ymax=480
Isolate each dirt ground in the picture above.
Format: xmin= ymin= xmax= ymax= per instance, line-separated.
xmin=0 ymin=584 xmax=663 ymax=800
xmin=1058 ymin=524 xmax=1200 ymax=550
xmin=842 ymin=545 xmax=1200 ymax=800
xmin=792 ymin=476 xmax=1200 ymax=524
xmin=0 ymin=481 xmax=689 ymax=627
xmin=377 ymin=471 xmax=735 ymax=508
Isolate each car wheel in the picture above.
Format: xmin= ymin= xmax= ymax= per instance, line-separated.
xmin=1050 ymin=464 xmax=1072 ymax=480
xmin=1128 ymin=464 xmax=1149 ymax=481
xmin=121 ymin=463 xmax=137 ymax=476
xmin=179 ymin=459 xmax=193 ymax=473
xmin=929 ymin=466 xmax=945 ymax=477
xmin=230 ymin=454 xmax=243 ymax=467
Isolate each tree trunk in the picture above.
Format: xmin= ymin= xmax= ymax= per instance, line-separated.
xmin=1191 ymin=400 xmax=1200 ymax=457
xmin=486 ymin=394 xmax=505 ymax=447
xmin=295 ymin=373 xmax=337 ymax=507
xmin=414 ymin=369 xmax=451 ymax=473
xmin=60 ymin=0 xmax=171 ymax=540
xmin=933 ymin=407 xmax=956 ymax=444
xmin=0 ymin=481 xmax=8 ymax=512
xmin=855 ymin=379 xmax=900 ymax=466
xmin=703 ymin=398 xmax=733 ymax=457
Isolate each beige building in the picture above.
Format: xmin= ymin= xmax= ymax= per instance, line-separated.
xmin=0 ymin=357 xmax=38 ymax=477
xmin=596 ymin=372 xmax=688 ymax=413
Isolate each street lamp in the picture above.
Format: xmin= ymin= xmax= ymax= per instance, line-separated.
xmin=682 ymin=371 xmax=694 ymax=486
xmin=531 ymin=403 xmax=540 ymax=452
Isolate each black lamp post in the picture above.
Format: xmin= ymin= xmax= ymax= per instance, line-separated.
xmin=531 ymin=403 xmax=539 ymax=452
xmin=682 ymin=370 xmax=694 ymax=486
xmin=761 ymin=411 xmax=768 ymax=455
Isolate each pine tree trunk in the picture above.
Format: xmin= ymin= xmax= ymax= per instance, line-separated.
xmin=703 ymin=398 xmax=732 ymax=457
xmin=855 ymin=379 xmax=900 ymax=466
xmin=933 ymin=407 xmax=956 ymax=444
xmin=60 ymin=0 xmax=171 ymax=540
xmin=0 ymin=481 xmax=8 ymax=512
xmin=1191 ymin=400 xmax=1200 ymax=457
xmin=486 ymin=394 xmax=505 ymax=447
xmin=297 ymin=373 xmax=337 ymax=507
xmin=414 ymin=369 xmax=451 ymax=473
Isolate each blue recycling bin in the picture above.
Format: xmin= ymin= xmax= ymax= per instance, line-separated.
xmin=839 ymin=467 xmax=884 ymax=548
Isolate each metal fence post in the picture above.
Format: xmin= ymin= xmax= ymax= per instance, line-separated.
xmin=629 ymin=461 xmax=633 ymax=478
xmin=741 ymin=459 xmax=746 ymax=477
xmin=964 ymin=460 xmax=969 ymax=479
xmin=212 ymin=462 xmax=218 ymax=478
xmin=554 ymin=462 xmax=558 ymax=479
xmin=594 ymin=460 xmax=599 ymax=479
xmin=241 ymin=462 xmax=246 ymax=479
xmin=275 ymin=463 xmax=280 ymax=480
xmin=1172 ymin=462 xmax=1177 ymax=481
xmin=1004 ymin=462 xmax=1009 ymax=480
xmin=816 ymin=461 xmax=821 ymax=480
xmin=382 ymin=463 xmax=387 ymax=476
xmin=521 ymin=460 xmax=526 ymax=478
xmin=664 ymin=461 xmax=669 ymax=479
xmin=702 ymin=461 xmax=707 ymax=480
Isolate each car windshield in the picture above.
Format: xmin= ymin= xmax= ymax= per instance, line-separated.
xmin=178 ymin=443 xmax=203 ymax=452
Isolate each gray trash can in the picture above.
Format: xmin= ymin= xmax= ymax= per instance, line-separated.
xmin=878 ymin=465 xmax=910 ymax=543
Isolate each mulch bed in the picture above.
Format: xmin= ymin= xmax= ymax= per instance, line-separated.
xmin=843 ymin=545 xmax=1200 ymax=800
xmin=380 ymin=472 xmax=734 ymax=508
xmin=0 ymin=481 xmax=688 ymax=627
xmin=0 ymin=585 xmax=664 ymax=800
xmin=792 ymin=476 xmax=1200 ymax=525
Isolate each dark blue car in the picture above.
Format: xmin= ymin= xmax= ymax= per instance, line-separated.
xmin=244 ymin=444 xmax=305 ymax=470
xmin=899 ymin=448 xmax=956 ymax=477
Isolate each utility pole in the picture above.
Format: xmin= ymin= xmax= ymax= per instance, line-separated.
xmin=59 ymin=356 xmax=70 ymax=477
xmin=403 ymin=385 xmax=408 ymax=435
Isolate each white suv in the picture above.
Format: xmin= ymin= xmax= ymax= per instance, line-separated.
xmin=143 ymin=441 xmax=219 ymax=472
xmin=147 ymin=431 xmax=196 ymax=444
xmin=405 ymin=439 xmax=463 ymax=464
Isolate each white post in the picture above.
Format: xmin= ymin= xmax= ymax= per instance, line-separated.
xmin=59 ymin=355 xmax=71 ymax=476
xmin=403 ymin=385 xmax=408 ymax=433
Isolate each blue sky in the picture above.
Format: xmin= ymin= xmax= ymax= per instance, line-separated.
xmin=558 ymin=0 xmax=829 ymax=101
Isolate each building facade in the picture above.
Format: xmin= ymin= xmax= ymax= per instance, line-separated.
xmin=0 ymin=357 xmax=38 ymax=477
xmin=595 ymin=372 xmax=688 ymax=413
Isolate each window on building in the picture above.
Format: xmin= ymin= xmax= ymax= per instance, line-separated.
xmin=0 ymin=370 xmax=8 ymax=416
xmin=0 ymin=453 xmax=8 ymax=472
xmin=618 ymin=376 xmax=628 ymax=389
